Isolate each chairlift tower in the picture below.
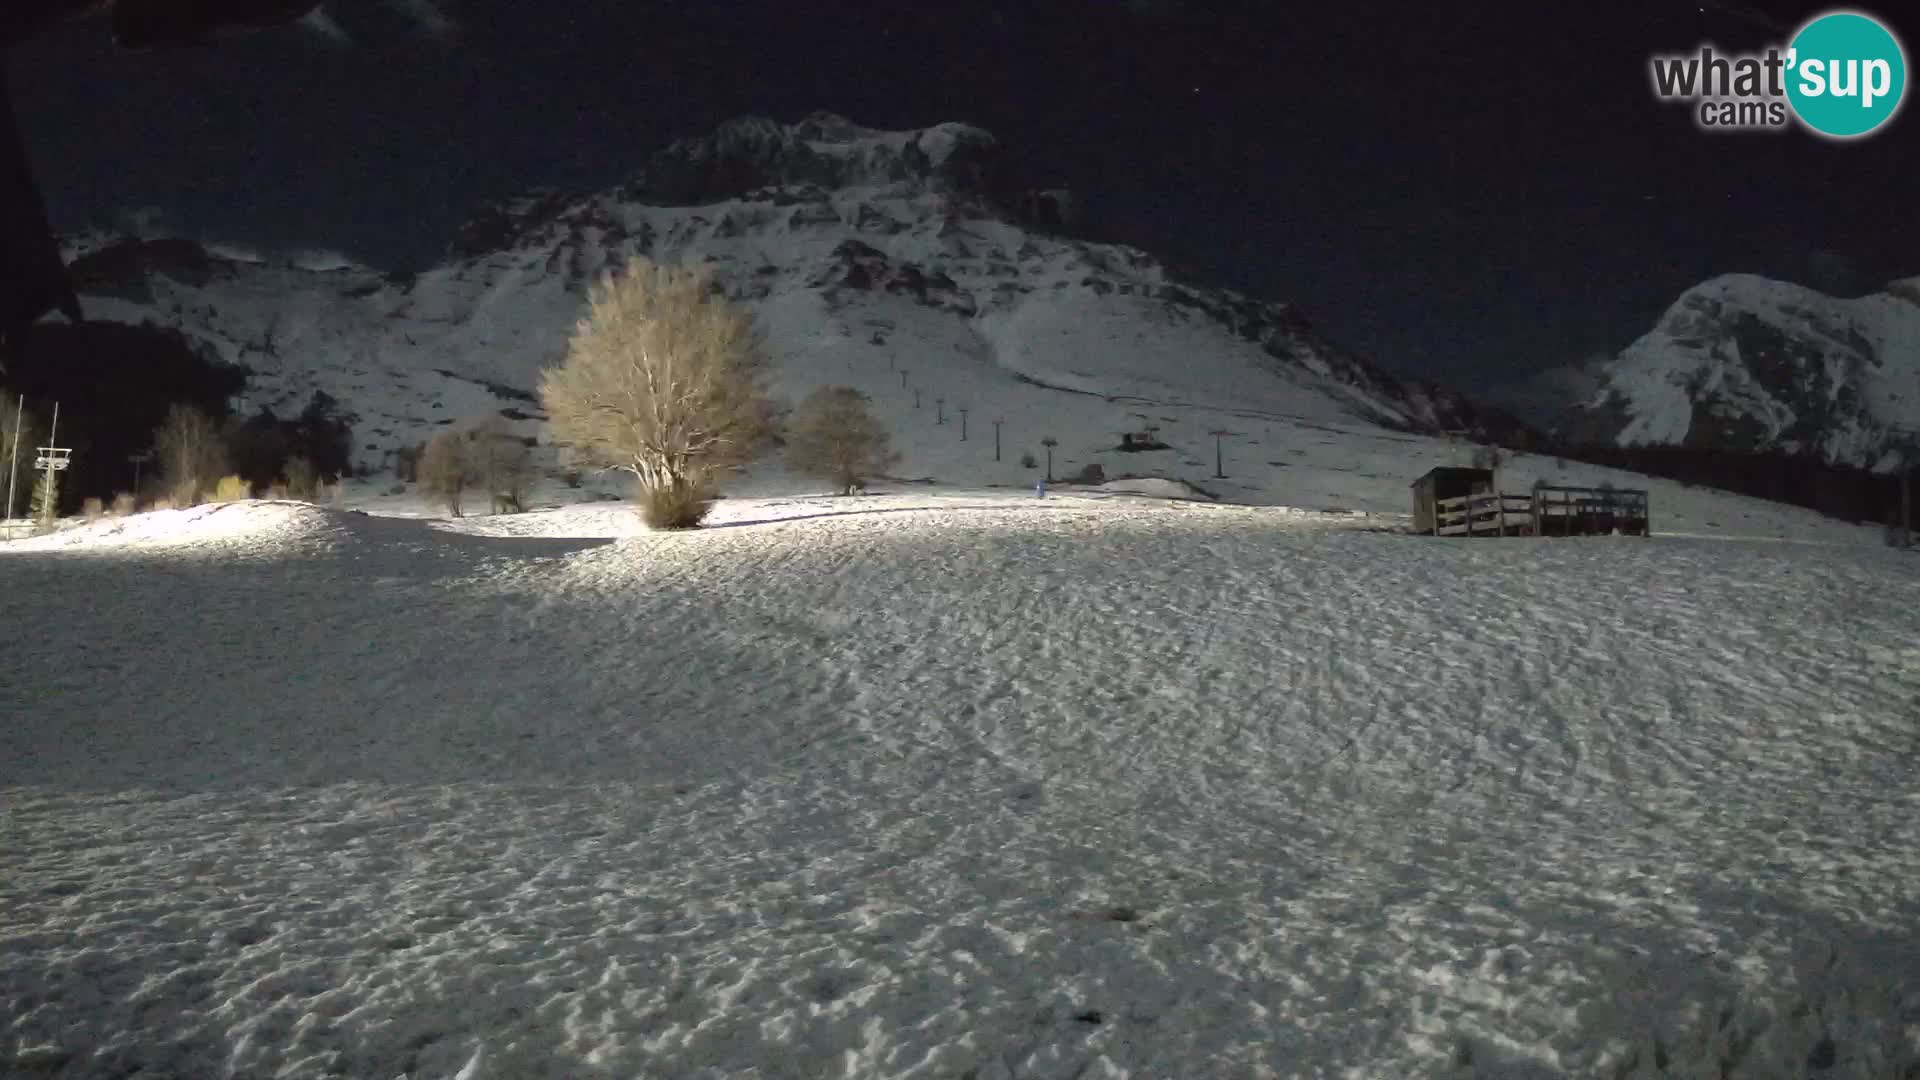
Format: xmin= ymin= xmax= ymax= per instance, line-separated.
xmin=33 ymin=402 xmax=71 ymax=524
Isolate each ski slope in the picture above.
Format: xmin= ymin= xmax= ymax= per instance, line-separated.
xmin=3 ymin=494 xmax=1916 ymax=1079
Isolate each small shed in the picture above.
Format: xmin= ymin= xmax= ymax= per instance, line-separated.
xmin=1411 ymin=467 xmax=1492 ymax=534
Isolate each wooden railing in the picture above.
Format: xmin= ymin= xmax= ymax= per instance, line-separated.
xmin=1432 ymin=485 xmax=1651 ymax=538
xmin=1530 ymin=485 xmax=1651 ymax=537
xmin=1434 ymin=492 xmax=1535 ymax=536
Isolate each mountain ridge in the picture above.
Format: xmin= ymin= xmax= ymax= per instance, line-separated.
xmin=48 ymin=113 xmax=1528 ymax=490
xmin=1553 ymin=272 xmax=1920 ymax=472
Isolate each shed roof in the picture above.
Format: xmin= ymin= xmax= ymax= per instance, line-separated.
xmin=1410 ymin=466 xmax=1493 ymax=488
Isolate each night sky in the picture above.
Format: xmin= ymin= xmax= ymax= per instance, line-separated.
xmin=7 ymin=0 xmax=1916 ymax=396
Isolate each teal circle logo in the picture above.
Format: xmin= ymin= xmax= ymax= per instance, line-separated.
xmin=1786 ymin=10 xmax=1908 ymax=138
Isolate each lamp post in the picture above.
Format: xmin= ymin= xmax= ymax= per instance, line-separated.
xmin=993 ymin=419 xmax=1003 ymax=461
xmin=958 ymin=408 xmax=968 ymax=441
xmin=1209 ymin=428 xmax=1228 ymax=479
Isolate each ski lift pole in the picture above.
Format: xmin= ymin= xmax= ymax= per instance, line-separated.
xmin=42 ymin=402 xmax=59 ymax=523
xmin=4 ymin=393 xmax=21 ymax=521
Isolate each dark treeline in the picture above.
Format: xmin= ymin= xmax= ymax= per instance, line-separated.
xmin=2 ymin=319 xmax=352 ymax=513
xmin=4 ymin=320 xmax=243 ymax=512
xmin=1549 ymin=443 xmax=1912 ymax=532
xmin=225 ymin=393 xmax=355 ymax=492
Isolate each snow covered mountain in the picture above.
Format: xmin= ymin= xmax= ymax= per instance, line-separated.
xmin=1561 ymin=274 xmax=1920 ymax=472
xmin=57 ymin=112 xmax=1515 ymax=490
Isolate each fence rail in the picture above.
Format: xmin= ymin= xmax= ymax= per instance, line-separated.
xmin=1430 ymin=485 xmax=1650 ymax=538
xmin=1435 ymin=493 xmax=1533 ymax=537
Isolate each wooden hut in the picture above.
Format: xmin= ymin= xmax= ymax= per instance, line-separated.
xmin=1410 ymin=467 xmax=1492 ymax=534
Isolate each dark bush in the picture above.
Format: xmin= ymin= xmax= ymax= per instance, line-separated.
xmin=1553 ymin=443 xmax=1907 ymax=526
xmin=225 ymin=391 xmax=355 ymax=491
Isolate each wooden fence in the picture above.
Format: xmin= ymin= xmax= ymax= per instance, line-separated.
xmin=1434 ymin=492 xmax=1535 ymax=537
xmin=1433 ymin=485 xmax=1650 ymax=538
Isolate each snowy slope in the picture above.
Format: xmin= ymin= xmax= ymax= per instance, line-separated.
xmin=3 ymin=496 xmax=1917 ymax=1079
xmin=1562 ymin=274 xmax=1920 ymax=471
xmin=54 ymin=113 xmax=1517 ymax=499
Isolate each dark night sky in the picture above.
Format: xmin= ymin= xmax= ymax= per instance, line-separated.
xmin=7 ymin=0 xmax=1917 ymax=395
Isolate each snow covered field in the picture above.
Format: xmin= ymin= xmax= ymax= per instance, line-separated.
xmin=3 ymin=494 xmax=1918 ymax=1079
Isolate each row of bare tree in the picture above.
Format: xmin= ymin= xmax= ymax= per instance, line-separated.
xmin=413 ymin=416 xmax=533 ymax=517
xmin=2 ymin=394 xmax=342 ymax=520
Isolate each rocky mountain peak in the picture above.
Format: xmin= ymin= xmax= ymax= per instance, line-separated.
xmin=1557 ymin=272 xmax=1920 ymax=470
xmin=623 ymin=112 xmax=1002 ymax=207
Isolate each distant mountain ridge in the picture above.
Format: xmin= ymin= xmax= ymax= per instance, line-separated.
xmin=49 ymin=112 xmax=1523 ymax=484
xmin=1557 ymin=273 xmax=1920 ymax=472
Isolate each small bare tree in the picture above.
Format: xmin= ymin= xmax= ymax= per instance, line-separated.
xmin=394 ymin=442 xmax=423 ymax=483
xmin=155 ymin=404 xmax=228 ymax=507
xmin=785 ymin=386 xmax=899 ymax=496
xmin=279 ymin=455 xmax=318 ymax=500
xmin=540 ymin=257 xmax=776 ymax=528
xmin=468 ymin=415 xmax=531 ymax=512
xmin=420 ymin=427 xmax=471 ymax=517
xmin=31 ymin=469 xmax=59 ymax=524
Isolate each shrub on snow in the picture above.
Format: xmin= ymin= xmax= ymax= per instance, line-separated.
xmin=420 ymin=428 xmax=470 ymax=517
xmin=539 ymin=257 xmax=777 ymax=529
xmin=212 ymin=475 xmax=252 ymax=503
xmin=784 ymin=385 xmax=899 ymax=496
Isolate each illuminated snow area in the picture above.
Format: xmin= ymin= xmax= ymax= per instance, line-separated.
xmin=3 ymin=495 xmax=1918 ymax=1079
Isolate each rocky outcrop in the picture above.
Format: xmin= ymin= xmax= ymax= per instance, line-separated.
xmin=448 ymin=189 xmax=576 ymax=260
xmin=807 ymin=240 xmax=977 ymax=316
xmin=623 ymin=112 xmax=1001 ymax=207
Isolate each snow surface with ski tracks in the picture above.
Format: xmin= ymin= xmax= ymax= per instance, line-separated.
xmin=3 ymin=493 xmax=1917 ymax=1079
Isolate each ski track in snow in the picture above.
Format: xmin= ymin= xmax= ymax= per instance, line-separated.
xmin=2 ymin=498 xmax=1918 ymax=1079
